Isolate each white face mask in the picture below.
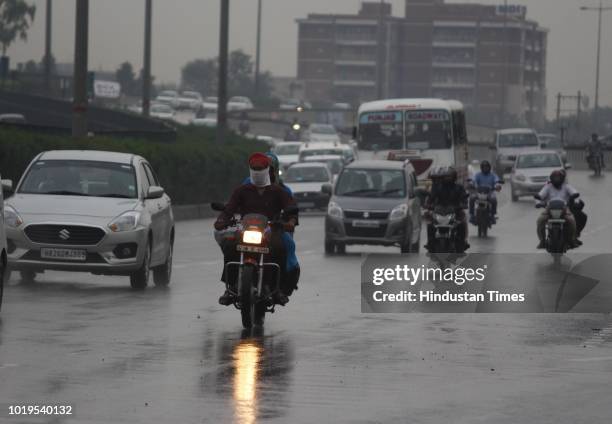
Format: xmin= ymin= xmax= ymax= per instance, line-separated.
xmin=250 ymin=167 xmax=271 ymax=187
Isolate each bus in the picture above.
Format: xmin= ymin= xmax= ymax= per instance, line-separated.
xmin=356 ymin=98 xmax=469 ymax=182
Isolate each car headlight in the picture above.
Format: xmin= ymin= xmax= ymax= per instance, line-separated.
xmin=4 ymin=205 xmax=23 ymax=228
xmin=108 ymin=211 xmax=141 ymax=232
xmin=242 ymin=230 xmax=263 ymax=245
xmin=389 ymin=204 xmax=408 ymax=221
xmin=327 ymin=201 xmax=343 ymax=219
xmin=514 ymin=174 xmax=526 ymax=182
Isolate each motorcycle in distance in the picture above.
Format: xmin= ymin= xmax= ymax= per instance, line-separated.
xmin=472 ymin=180 xmax=503 ymax=238
xmin=211 ymin=203 xmax=297 ymax=329
xmin=534 ymin=193 xmax=580 ymax=265
xmin=428 ymin=205 xmax=465 ymax=254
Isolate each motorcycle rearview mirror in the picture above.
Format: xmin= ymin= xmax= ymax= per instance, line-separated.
xmin=210 ymin=202 xmax=226 ymax=211
xmin=533 ymin=194 xmax=542 ymax=201
xmin=570 ymin=192 xmax=580 ymax=200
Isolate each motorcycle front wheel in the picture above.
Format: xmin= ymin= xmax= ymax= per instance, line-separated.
xmin=239 ymin=266 xmax=265 ymax=329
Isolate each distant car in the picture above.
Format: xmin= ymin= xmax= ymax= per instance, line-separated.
xmin=305 ymin=123 xmax=341 ymax=144
xmin=0 ymin=177 xmax=8 ymax=311
xmin=537 ymin=133 xmax=567 ymax=162
xmin=177 ymin=91 xmax=203 ymax=110
xmin=0 ymin=113 xmax=26 ymax=124
xmin=127 ymin=104 xmax=143 ymax=114
xmin=510 ymin=151 xmax=570 ymax=201
xmin=284 ymin=162 xmax=333 ymax=210
xmin=254 ymin=135 xmax=278 ymax=148
xmin=302 ymin=154 xmax=344 ymax=176
xmin=201 ymin=96 xmax=219 ymax=112
xmin=323 ymin=160 xmax=422 ymax=254
xmin=155 ymin=90 xmax=180 ymax=109
xmin=299 ymin=142 xmax=357 ymax=165
xmin=279 ymin=99 xmax=312 ymax=111
xmin=228 ymin=96 xmax=254 ymax=111
xmin=494 ymin=128 xmax=540 ymax=174
xmin=4 ymin=150 xmax=175 ymax=289
xmin=273 ymin=142 xmax=302 ymax=172
xmin=191 ymin=116 xmax=217 ymax=128
xmin=150 ymin=103 xmax=175 ymax=120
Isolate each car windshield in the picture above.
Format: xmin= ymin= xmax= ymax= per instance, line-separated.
xmin=284 ymin=166 xmax=329 ymax=183
xmin=300 ymin=149 xmax=343 ymax=159
xmin=310 ymin=125 xmax=336 ymax=135
xmin=516 ymin=154 xmax=562 ymax=169
xmin=182 ymin=92 xmax=199 ymax=99
xmin=152 ymin=104 xmax=172 ymax=113
xmin=499 ymin=132 xmax=538 ymax=148
xmin=275 ymin=144 xmax=301 ymax=155
xmin=204 ymin=97 xmax=218 ymax=103
xmin=336 ymin=169 xmax=406 ymax=198
xmin=19 ymin=160 xmax=138 ymax=198
xmin=159 ymin=91 xmax=176 ymax=97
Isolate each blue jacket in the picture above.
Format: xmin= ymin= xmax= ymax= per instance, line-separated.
xmin=473 ymin=172 xmax=501 ymax=189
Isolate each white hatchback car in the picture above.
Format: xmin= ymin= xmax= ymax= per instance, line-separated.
xmin=4 ymin=151 xmax=174 ymax=289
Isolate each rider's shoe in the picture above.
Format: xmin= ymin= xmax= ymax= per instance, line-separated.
xmin=218 ymin=290 xmax=234 ymax=306
xmin=537 ymin=241 xmax=546 ymax=249
xmin=273 ymin=293 xmax=289 ymax=306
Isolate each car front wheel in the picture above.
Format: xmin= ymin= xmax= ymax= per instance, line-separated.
xmin=153 ymin=241 xmax=173 ymax=287
xmin=130 ymin=241 xmax=151 ymax=290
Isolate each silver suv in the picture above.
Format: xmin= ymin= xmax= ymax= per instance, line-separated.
xmin=323 ymin=160 xmax=422 ymax=254
xmin=4 ymin=150 xmax=174 ymax=289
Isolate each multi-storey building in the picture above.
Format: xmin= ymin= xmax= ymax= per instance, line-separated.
xmin=296 ymin=0 xmax=548 ymax=127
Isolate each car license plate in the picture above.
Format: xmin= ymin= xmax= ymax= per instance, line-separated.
xmin=40 ymin=248 xmax=87 ymax=261
xmin=299 ymin=202 xmax=315 ymax=208
xmin=237 ymin=244 xmax=270 ymax=254
xmin=352 ymin=220 xmax=380 ymax=228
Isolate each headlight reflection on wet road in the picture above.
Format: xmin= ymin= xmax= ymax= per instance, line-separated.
xmin=232 ymin=339 xmax=262 ymax=424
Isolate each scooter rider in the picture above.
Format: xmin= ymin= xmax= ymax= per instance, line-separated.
xmin=586 ymin=133 xmax=605 ymax=168
xmin=469 ymin=160 xmax=502 ymax=224
xmin=215 ymin=153 xmax=298 ymax=306
xmin=424 ymin=166 xmax=470 ymax=252
xmin=536 ymin=170 xmax=581 ymax=249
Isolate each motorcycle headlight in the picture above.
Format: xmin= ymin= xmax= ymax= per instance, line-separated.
xmin=242 ymin=230 xmax=263 ymax=245
xmin=514 ymin=174 xmax=526 ymax=182
xmin=108 ymin=211 xmax=141 ymax=232
xmin=4 ymin=205 xmax=23 ymax=228
xmin=434 ymin=214 xmax=453 ymax=226
xmin=389 ymin=204 xmax=408 ymax=221
xmin=327 ymin=201 xmax=343 ymax=219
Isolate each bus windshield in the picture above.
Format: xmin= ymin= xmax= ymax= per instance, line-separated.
xmin=405 ymin=110 xmax=452 ymax=150
xmin=358 ymin=111 xmax=403 ymax=150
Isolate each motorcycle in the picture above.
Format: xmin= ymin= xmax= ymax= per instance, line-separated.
xmin=534 ymin=193 xmax=580 ymax=264
xmin=429 ymin=206 xmax=463 ymax=254
xmin=474 ymin=186 xmax=493 ymax=238
xmin=211 ymin=203 xmax=295 ymax=329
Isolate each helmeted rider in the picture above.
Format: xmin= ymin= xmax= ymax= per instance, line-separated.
xmin=214 ymin=153 xmax=298 ymax=306
xmin=586 ymin=133 xmax=605 ymax=168
xmin=424 ymin=166 xmax=470 ymax=252
xmin=536 ymin=169 xmax=581 ymax=249
xmin=469 ymin=160 xmax=502 ymax=224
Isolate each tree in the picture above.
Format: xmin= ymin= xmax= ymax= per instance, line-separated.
xmin=116 ymin=61 xmax=136 ymax=96
xmin=181 ymin=58 xmax=217 ymax=96
xmin=0 ymin=0 xmax=36 ymax=56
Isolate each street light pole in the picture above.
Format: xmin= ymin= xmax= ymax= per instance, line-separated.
xmin=72 ymin=0 xmax=89 ymax=138
xmin=254 ymin=0 xmax=262 ymax=100
xmin=142 ymin=0 xmax=152 ymax=117
xmin=217 ymin=0 xmax=230 ymax=144
xmin=44 ymin=0 xmax=52 ymax=94
xmin=580 ymin=1 xmax=612 ymax=128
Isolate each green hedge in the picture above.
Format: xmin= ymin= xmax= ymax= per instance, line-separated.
xmin=0 ymin=126 xmax=268 ymax=205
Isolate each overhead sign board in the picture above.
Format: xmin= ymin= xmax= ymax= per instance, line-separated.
xmin=94 ymin=80 xmax=121 ymax=99
xmin=496 ymin=4 xmax=527 ymax=17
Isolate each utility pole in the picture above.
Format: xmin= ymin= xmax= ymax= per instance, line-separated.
xmin=499 ymin=0 xmax=508 ymax=128
xmin=142 ymin=0 xmax=152 ymax=117
xmin=254 ymin=0 xmax=262 ymax=100
xmin=217 ymin=0 xmax=230 ymax=144
xmin=580 ymin=1 xmax=612 ymax=129
xmin=72 ymin=0 xmax=89 ymax=138
xmin=44 ymin=0 xmax=52 ymax=94
xmin=376 ymin=0 xmax=385 ymax=99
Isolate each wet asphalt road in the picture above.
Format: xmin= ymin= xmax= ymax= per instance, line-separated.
xmin=1 ymin=170 xmax=612 ymax=423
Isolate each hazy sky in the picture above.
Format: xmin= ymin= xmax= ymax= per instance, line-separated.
xmin=8 ymin=0 xmax=612 ymax=118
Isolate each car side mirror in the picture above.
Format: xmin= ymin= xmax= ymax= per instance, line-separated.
xmin=2 ymin=179 xmax=13 ymax=198
xmin=540 ymin=142 xmax=547 ymax=149
xmin=564 ymin=163 xmax=572 ymax=170
xmin=321 ymin=183 xmax=333 ymax=195
xmin=146 ymin=186 xmax=165 ymax=199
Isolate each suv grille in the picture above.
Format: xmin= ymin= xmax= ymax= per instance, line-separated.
xmin=345 ymin=224 xmax=388 ymax=238
xmin=24 ymin=225 xmax=106 ymax=245
xmin=344 ymin=210 xmax=389 ymax=220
